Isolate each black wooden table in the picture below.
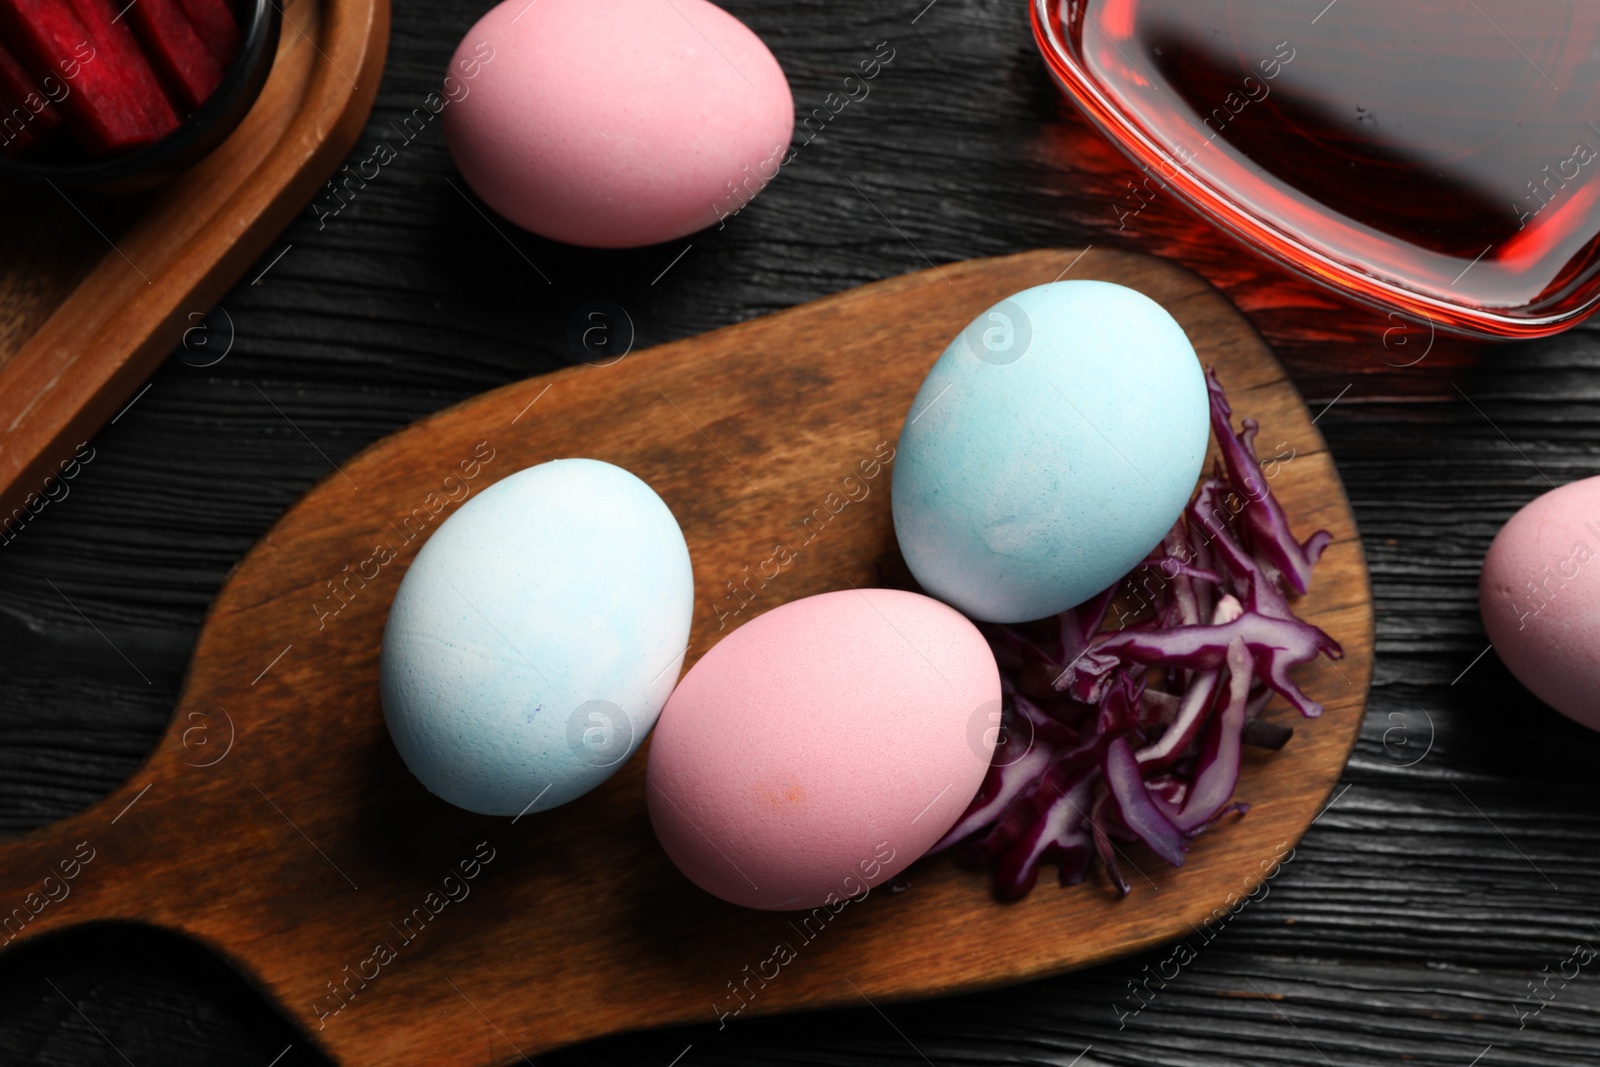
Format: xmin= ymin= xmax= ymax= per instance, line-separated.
xmin=4 ymin=1 xmax=1599 ymax=1064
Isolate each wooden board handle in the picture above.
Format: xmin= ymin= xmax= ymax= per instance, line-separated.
xmin=0 ymin=772 xmax=189 ymax=948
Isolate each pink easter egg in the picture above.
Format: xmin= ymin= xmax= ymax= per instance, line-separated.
xmin=646 ymin=589 xmax=1001 ymax=911
xmin=1480 ymin=474 xmax=1600 ymax=730
xmin=442 ymin=0 xmax=793 ymax=248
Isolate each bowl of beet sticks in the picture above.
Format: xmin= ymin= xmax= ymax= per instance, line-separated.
xmin=0 ymin=0 xmax=279 ymax=190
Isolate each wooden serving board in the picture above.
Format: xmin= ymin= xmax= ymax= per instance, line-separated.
xmin=0 ymin=249 xmax=1372 ymax=1066
xmin=0 ymin=0 xmax=388 ymax=521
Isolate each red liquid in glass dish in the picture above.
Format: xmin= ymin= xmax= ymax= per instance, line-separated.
xmin=1033 ymin=0 xmax=1600 ymax=336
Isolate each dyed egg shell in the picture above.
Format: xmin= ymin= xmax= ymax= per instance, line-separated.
xmin=646 ymin=589 xmax=1000 ymax=911
xmin=442 ymin=0 xmax=793 ymax=248
xmin=1480 ymin=475 xmax=1600 ymax=730
xmin=892 ymin=280 xmax=1209 ymax=623
xmin=381 ymin=458 xmax=693 ymax=815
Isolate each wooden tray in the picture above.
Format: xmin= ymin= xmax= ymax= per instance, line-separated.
xmin=0 ymin=249 xmax=1373 ymax=1066
xmin=0 ymin=0 xmax=388 ymax=521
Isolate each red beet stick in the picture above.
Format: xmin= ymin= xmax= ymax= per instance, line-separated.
xmin=66 ymin=0 xmax=182 ymax=135
xmin=0 ymin=0 xmax=167 ymax=155
xmin=0 ymin=39 xmax=63 ymax=131
xmin=0 ymin=80 xmax=41 ymax=156
xmin=0 ymin=38 xmax=63 ymax=153
xmin=175 ymin=0 xmax=239 ymax=65
xmin=126 ymin=0 xmax=223 ymax=111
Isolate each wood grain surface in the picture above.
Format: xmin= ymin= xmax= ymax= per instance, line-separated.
xmin=0 ymin=247 xmax=1372 ymax=1066
xmin=3 ymin=2 xmax=1600 ymax=1066
xmin=0 ymin=0 xmax=388 ymax=524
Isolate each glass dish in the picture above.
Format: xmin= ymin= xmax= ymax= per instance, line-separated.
xmin=1033 ymin=0 xmax=1600 ymax=338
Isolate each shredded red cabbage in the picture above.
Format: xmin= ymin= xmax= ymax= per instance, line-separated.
xmin=934 ymin=369 xmax=1341 ymax=900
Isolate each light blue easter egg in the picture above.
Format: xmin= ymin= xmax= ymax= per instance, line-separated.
xmin=380 ymin=458 xmax=693 ymax=816
xmin=891 ymin=281 xmax=1209 ymax=624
